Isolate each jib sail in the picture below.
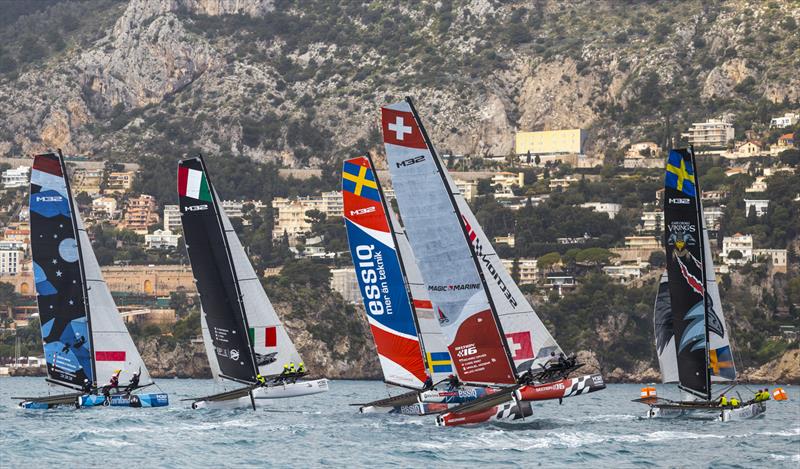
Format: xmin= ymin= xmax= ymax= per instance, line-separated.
xmin=654 ymin=271 xmax=679 ymax=383
xmin=382 ymin=98 xmax=517 ymax=386
xmin=343 ymin=155 xmax=428 ymax=388
xmin=178 ymin=156 xmax=258 ymax=384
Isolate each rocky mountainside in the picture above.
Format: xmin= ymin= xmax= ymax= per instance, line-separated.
xmin=0 ymin=0 xmax=798 ymax=165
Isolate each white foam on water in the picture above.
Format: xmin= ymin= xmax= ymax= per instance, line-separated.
xmin=88 ymin=439 xmax=134 ymax=448
xmin=768 ymin=454 xmax=800 ymax=462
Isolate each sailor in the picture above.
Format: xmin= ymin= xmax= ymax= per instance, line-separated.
xmin=446 ymin=374 xmax=460 ymax=390
xmin=288 ymin=362 xmax=296 ymax=374
xmin=108 ymin=369 xmax=121 ymax=393
xmin=718 ymin=395 xmax=728 ymax=407
xmin=762 ymin=389 xmax=771 ymax=401
xmin=546 ymin=351 xmax=558 ymax=368
xmin=124 ymin=371 xmax=140 ymax=394
xmin=730 ymin=397 xmax=740 ymax=408
xmin=297 ymin=362 xmax=306 ymax=374
xmin=422 ymin=376 xmax=433 ymax=390
xmin=82 ymin=378 xmax=93 ymax=394
xmin=281 ymin=363 xmax=290 ymax=375
xmin=256 ymin=374 xmax=266 ymax=386
xmin=558 ymin=352 xmax=568 ymax=368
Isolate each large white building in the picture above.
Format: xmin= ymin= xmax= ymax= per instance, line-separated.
xmin=1 ymin=166 xmax=30 ymax=189
xmin=92 ymin=197 xmax=118 ymax=219
xmin=500 ymin=258 xmax=539 ymax=285
xmin=330 ymin=267 xmax=359 ymax=304
xmin=721 ymin=233 xmax=753 ymax=265
xmin=703 ymin=206 xmax=725 ymax=232
xmin=639 ymin=211 xmax=663 ymax=234
xmin=272 ymin=191 xmax=344 ymax=243
xmin=770 ymin=112 xmax=799 ymax=128
xmin=145 ymin=229 xmax=181 ymax=249
xmin=580 ymin=202 xmax=622 ymax=220
xmin=683 ymin=119 xmax=734 ymax=148
xmin=0 ymin=248 xmax=23 ymax=274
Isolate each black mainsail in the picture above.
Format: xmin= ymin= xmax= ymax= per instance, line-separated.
xmin=178 ymin=156 xmax=258 ymax=384
xmin=663 ymin=147 xmax=710 ymax=399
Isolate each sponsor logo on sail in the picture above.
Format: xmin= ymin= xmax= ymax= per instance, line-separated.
xmin=184 ymin=204 xmax=209 ymax=212
xmin=230 ymin=349 xmax=240 ymax=361
xmin=35 ymin=195 xmax=63 ymax=202
xmin=395 ymin=155 xmax=425 ymax=168
xmin=349 ymin=206 xmax=376 ymax=216
xmin=355 ymin=244 xmax=390 ymax=316
xmin=455 ymin=344 xmax=478 ymax=358
xmin=428 ymin=283 xmax=481 ymax=292
xmin=668 ymin=197 xmax=691 ymax=205
xmin=462 ymin=216 xmax=519 ymax=308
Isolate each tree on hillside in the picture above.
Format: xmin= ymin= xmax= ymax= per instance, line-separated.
xmin=537 ymin=252 xmax=561 ymax=270
xmin=575 ymin=247 xmax=618 ymax=265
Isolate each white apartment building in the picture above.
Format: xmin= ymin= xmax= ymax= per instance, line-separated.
xmin=455 ymin=179 xmax=478 ymax=202
xmin=321 ymin=191 xmax=343 ymax=218
xmin=721 ymin=233 xmax=753 ymax=266
xmin=492 ymin=172 xmax=525 ymax=190
xmin=92 ymin=197 xmax=118 ymax=219
xmin=639 ymin=211 xmax=663 ymax=234
xmin=703 ymin=206 xmax=724 ymax=232
xmin=769 ymin=112 xmax=799 ymax=128
xmin=744 ymin=199 xmax=769 ymax=217
xmin=683 ymin=119 xmax=734 ymax=148
xmin=330 ymin=267 xmax=360 ymax=304
xmin=0 ymin=248 xmax=23 ymax=274
xmin=272 ymin=192 xmax=344 ymax=243
xmin=145 ymin=229 xmax=181 ymax=249
xmin=2 ymin=166 xmax=30 ymax=189
xmin=162 ymin=204 xmax=182 ymax=232
xmin=493 ymin=234 xmax=515 ymax=248
xmin=220 ymin=200 xmax=266 ymax=219
xmin=602 ymin=264 xmax=645 ymax=284
xmin=500 ymin=258 xmax=539 ymax=285
xmin=580 ymin=202 xmax=622 ymax=220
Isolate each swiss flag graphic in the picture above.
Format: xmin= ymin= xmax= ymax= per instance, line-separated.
xmin=381 ymin=107 xmax=427 ymax=149
xmin=505 ymin=332 xmax=534 ymax=360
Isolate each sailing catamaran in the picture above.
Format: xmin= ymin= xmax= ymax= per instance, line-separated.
xmin=178 ymin=155 xmax=328 ymax=409
xmin=16 ymin=151 xmax=168 ymax=409
xmin=343 ymin=155 xmax=532 ymax=422
xmin=381 ymin=99 xmax=605 ymax=426
xmin=636 ymin=147 xmax=765 ymax=421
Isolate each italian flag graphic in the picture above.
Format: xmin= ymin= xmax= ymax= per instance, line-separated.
xmin=178 ymin=166 xmax=212 ymax=202
xmin=249 ymin=326 xmax=277 ymax=347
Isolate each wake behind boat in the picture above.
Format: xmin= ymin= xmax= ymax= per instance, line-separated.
xmin=178 ymin=155 xmax=328 ymax=410
xmin=16 ymin=151 xmax=167 ymax=410
xmin=635 ymin=147 xmax=768 ymax=422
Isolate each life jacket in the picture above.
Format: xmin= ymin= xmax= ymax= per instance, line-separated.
xmin=730 ymin=398 xmax=739 ymax=407
xmin=719 ymin=396 xmax=728 ymax=406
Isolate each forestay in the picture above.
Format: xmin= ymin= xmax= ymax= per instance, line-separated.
xmin=382 ymin=99 xmax=517 ymax=386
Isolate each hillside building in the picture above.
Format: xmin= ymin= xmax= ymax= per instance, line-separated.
xmin=515 ymin=129 xmax=586 ymax=156
xmin=721 ymin=233 xmax=753 ymax=266
xmin=501 ymin=258 xmax=539 ymax=285
xmin=330 ymin=267 xmax=359 ymax=304
xmin=744 ymin=199 xmax=769 ymax=217
xmin=0 ymin=248 xmax=23 ymax=275
xmin=145 ymin=229 xmax=181 ymax=249
xmin=162 ymin=204 xmax=182 ymax=232
xmin=92 ymin=197 xmax=118 ymax=220
xmin=580 ymin=202 xmax=622 ymax=220
xmin=683 ymin=119 xmax=734 ymax=149
xmin=769 ymin=112 xmax=799 ymax=128
xmin=1 ymin=166 xmax=29 ymax=189
xmin=71 ymin=167 xmax=103 ymax=195
xmin=121 ymin=194 xmax=159 ymax=234
xmin=106 ymin=171 xmax=136 ymax=194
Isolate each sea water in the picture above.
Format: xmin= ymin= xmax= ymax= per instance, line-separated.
xmin=1 ymin=378 xmax=797 ymax=468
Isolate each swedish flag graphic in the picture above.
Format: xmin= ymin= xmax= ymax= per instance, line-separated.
xmin=665 ymin=150 xmax=697 ymax=197
xmin=427 ymin=351 xmax=453 ymax=374
xmin=342 ymin=160 xmax=380 ymax=201
xmin=709 ymin=346 xmax=735 ymax=380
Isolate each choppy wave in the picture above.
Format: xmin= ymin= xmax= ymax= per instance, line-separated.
xmin=1 ymin=379 xmax=798 ymax=468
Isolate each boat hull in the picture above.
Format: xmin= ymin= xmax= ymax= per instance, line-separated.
xmin=21 ymin=393 xmax=169 ymax=409
xmin=644 ymin=401 xmax=766 ymax=421
xmin=516 ymin=374 xmax=606 ymax=401
xmin=359 ymin=386 xmax=491 ymax=415
xmin=191 ymin=379 xmax=329 ymax=410
xmin=436 ymin=399 xmax=533 ymax=426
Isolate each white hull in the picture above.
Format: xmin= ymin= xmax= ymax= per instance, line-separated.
xmin=191 ymin=379 xmax=329 ymax=410
xmin=644 ymin=401 xmax=766 ymax=421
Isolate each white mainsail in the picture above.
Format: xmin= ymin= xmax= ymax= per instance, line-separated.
xmin=219 ymin=192 xmax=302 ymax=378
xmin=654 ymin=271 xmax=679 ymax=383
xmin=701 ymin=226 xmax=736 ymax=382
xmin=76 ymin=200 xmax=152 ymax=387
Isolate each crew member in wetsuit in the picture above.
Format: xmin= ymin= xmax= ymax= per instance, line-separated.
xmin=124 ymin=371 xmax=141 ymax=394
xmin=297 ymin=362 xmax=306 ymax=374
xmin=446 ymin=374 xmax=460 ymax=390
xmin=82 ymin=378 xmax=93 ymax=394
xmin=422 ymin=376 xmax=433 ymax=390
xmin=103 ymin=369 xmax=122 ymax=398
xmin=256 ymin=374 xmax=266 ymax=386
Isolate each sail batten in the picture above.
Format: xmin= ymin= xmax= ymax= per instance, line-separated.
xmin=382 ymin=99 xmax=517 ymax=385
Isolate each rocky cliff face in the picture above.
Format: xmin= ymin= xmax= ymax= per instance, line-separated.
xmin=0 ymin=0 xmax=797 ymax=162
xmin=743 ymin=349 xmax=800 ymax=384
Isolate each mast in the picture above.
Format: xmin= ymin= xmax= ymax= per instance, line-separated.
xmin=364 ymin=152 xmax=429 ymax=369
xmin=58 ymin=150 xmax=97 ymax=386
xmin=688 ymin=146 xmax=712 ymax=398
xmin=404 ymin=97 xmax=518 ymax=380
